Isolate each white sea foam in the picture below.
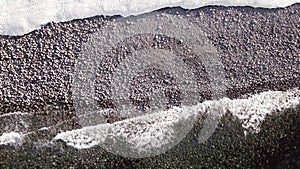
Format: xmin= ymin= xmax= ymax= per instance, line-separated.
xmin=0 ymin=89 xmax=298 ymax=149
xmin=0 ymin=112 xmax=29 ymax=118
xmin=0 ymin=0 xmax=298 ymax=35
xmin=0 ymin=132 xmax=23 ymax=146
xmin=53 ymin=106 xmax=196 ymax=154
xmin=53 ymin=88 xmax=300 ymax=150
xmin=227 ymin=88 xmax=300 ymax=133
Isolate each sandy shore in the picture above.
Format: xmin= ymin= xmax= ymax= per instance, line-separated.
xmin=0 ymin=3 xmax=299 ymax=168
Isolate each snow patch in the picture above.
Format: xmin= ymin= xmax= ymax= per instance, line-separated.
xmin=0 ymin=0 xmax=298 ymax=35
